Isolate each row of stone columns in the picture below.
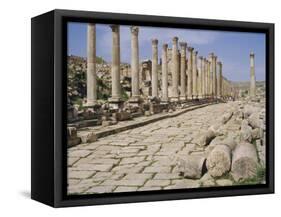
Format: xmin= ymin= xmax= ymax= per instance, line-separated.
xmin=85 ymin=24 xmax=231 ymax=107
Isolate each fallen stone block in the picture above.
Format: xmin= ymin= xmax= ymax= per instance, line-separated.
xmin=67 ymin=126 xmax=77 ymax=139
xmin=176 ymin=155 xmax=206 ymax=179
xmin=77 ymin=131 xmax=97 ymax=144
xmin=144 ymin=110 xmax=151 ymax=116
xmin=195 ymin=129 xmax=216 ymax=147
xmin=248 ymin=112 xmax=263 ymax=129
xmin=113 ymin=111 xmax=132 ymax=121
xmin=223 ymin=133 xmax=238 ymax=150
xmin=220 ymin=111 xmax=233 ymax=124
xmin=256 ymin=139 xmax=266 ymax=167
xmin=206 ymin=144 xmax=232 ymax=177
xmin=67 ymin=127 xmax=81 ymax=147
xmin=102 ymin=121 xmax=111 ymax=127
xmin=243 ymin=105 xmax=259 ymax=118
xmin=216 ymin=179 xmax=233 ymax=186
xmin=231 ymin=142 xmax=258 ymax=182
xmin=240 ymin=120 xmax=253 ymax=142
xmin=251 ymin=128 xmax=262 ymax=140
xmin=68 ymin=137 xmax=81 ymax=147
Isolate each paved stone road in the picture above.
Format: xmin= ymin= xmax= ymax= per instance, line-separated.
xmin=68 ymin=103 xmax=237 ymax=195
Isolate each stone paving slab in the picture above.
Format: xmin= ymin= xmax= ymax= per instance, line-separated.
xmin=67 ymin=103 xmax=240 ymax=195
xmin=73 ymin=102 xmax=217 ymax=146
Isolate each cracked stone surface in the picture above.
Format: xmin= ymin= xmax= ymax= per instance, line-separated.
xmin=67 ymin=103 xmax=240 ymax=195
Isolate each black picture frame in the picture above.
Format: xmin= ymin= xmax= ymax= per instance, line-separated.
xmin=31 ymin=9 xmax=274 ymax=208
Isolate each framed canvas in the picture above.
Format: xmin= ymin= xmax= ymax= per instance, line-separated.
xmin=31 ymin=9 xmax=274 ymax=207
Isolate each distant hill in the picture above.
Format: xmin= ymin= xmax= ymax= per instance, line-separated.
xmin=68 ymin=55 xmax=106 ymax=64
xmin=232 ymin=81 xmax=265 ymax=90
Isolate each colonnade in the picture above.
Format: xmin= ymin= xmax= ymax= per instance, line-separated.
xmin=85 ymin=24 xmax=236 ymax=107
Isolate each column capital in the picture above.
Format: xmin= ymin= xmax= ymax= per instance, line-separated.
xmin=187 ymin=46 xmax=194 ymax=52
xmin=110 ymin=24 xmax=119 ymax=32
xmin=88 ymin=23 xmax=95 ymax=27
xmin=179 ymin=42 xmax=187 ymax=49
xmin=209 ymin=52 xmax=214 ymax=58
xmin=217 ymin=61 xmax=222 ymax=66
xmin=172 ymin=36 xmax=179 ymax=44
xmin=193 ymin=50 xmax=198 ymax=56
xmin=162 ymin=43 xmax=168 ymax=49
xmin=130 ymin=26 xmax=139 ymax=35
xmin=213 ymin=55 xmax=217 ymax=61
xmin=199 ymin=56 xmax=203 ymax=60
xmin=152 ymin=38 xmax=158 ymax=45
xmin=250 ymin=51 xmax=255 ymax=57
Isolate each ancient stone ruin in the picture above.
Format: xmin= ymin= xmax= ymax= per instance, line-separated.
xmin=67 ymin=24 xmax=266 ymax=194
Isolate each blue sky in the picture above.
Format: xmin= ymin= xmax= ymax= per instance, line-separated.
xmin=67 ymin=22 xmax=266 ymax=82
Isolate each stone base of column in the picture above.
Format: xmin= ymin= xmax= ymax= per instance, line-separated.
xmin=161 ymin=98 xmax=169 ymax=104
xmin=83 ymin=102 xmax=100 ymax=110
xmin=179 ymin=95 xmax=187 ymax=101
xmin=83 ymin=100 xmax=98 ymax=107
xmin=128 ymin=96 xmax=142 ymax=107
xmin=192 ymin=95 xmax=198 ymax=100
xmin=169 ymin=96 xmax=179 ymax=102
xmin=108 ymin=97 xmax=124 ymax=110
xmin=160 ymin=100 xmax=169 ymax=105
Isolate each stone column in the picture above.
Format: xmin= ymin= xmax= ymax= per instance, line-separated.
xmin=208 ymin=53 xmax=213 ymax=97
xmin=171 ymin=37 xmax=179 ymax=101
xmin=162 ymin=44 xmax=169 ymax=102
xmin=187 ymin=47 xmax=194 ymax=99
xmin=177 ymin=51 xmax=181 ymax=86
xmin=203 ymin=59 xmax=206 ymax=98
xmin=217 ymin=61 xmax=222 ymax=98
xmin=109 ymin=25 xmax=122 ymax=108
xmin=198 ymin=56 xmax=203 ymax=99
xmin=250 ymin=52 xmax=256 ymax=98
xmin=179 ymin=42 xmax=187 ymax=101
xmin=222 ymin=77 xmax=225 ymax=98
xmin=129 ymin=26 xmax=140 ymax=104
xmin=86 ymin=23 xmax=97 ymax=106
xmin=204 ymin=58 xmax=208 ymax=98
xmin=192 ymin=51 xmax=198 ymax=99
xmin=151 ymin=39 xmax=158 ymax=98
xmin=212 ymin=55 xmax=217 ymax=98
xmin=204 ymin=59 xmax=208 ymax=98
